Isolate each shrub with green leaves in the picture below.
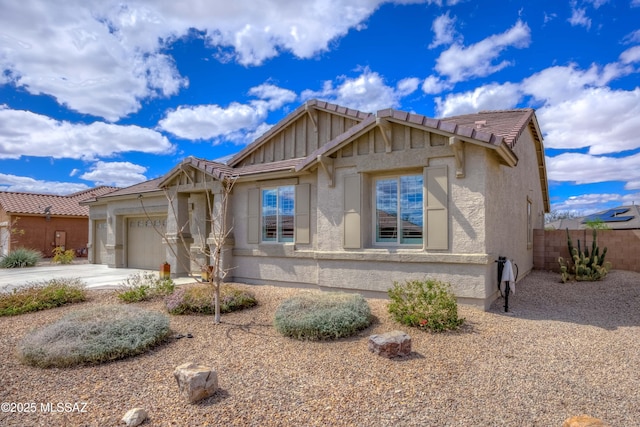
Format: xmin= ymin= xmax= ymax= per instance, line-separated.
xmin=52 ymin=246 xmax=75 ymax=264
xmin=274 ymin=292 xmax=372 ymax=341
xmin=165 ymin=283 xmax=257 ymax=315
xmin=18 ymin=305 xmax=170 ymax=368
xmin=116 ymin=272 xmax=175 ymax=303
xmin=388 ymin=278 xmax=464 ymax=332
xmin=0 ymin=278 xmax=86 ymax=316
xmin=0 ymin=247 xmax=41 ymax=268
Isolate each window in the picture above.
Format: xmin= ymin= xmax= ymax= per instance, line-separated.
xmin=375 ymin=175 xmax=423 ymax=245
xmin=262 ymin=186 xmax=294 ymax=242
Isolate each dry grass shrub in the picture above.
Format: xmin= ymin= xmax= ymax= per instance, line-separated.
xmin=0 ymin=278 xmax=86 ymax=316
xmin=274 ymin=291 xmax=372 ymax=340
xmin=18 ymin=305 xmax=170 ymax=368
xmin=164 ymin=283 xmax=257 ymax=315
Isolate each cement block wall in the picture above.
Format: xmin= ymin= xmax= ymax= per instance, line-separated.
xmin=533 ymin=229 xmax=640 ymax=273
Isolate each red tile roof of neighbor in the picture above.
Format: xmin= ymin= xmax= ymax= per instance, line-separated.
xmin=0 ymin=186 xmax=117 ymax=217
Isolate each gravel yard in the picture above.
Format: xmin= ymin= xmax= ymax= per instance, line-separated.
xmin=1 ymin=269 xmax=639 ymax=426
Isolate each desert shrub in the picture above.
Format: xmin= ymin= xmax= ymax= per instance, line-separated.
xmin=18 ymin=305 xmax=170 ymax=368
xmin=388 ymin=279 xmax=464 ymax=332
xmin=52 ymin=246 xmax=75 ymax=264
xmin=117 ymin=272 xmax=175 ymax=303
xmin=274 ymin=292 xmax=372 ymax=341
xmin=0 ymin=247 xmax=41 ymax=268
xmin=165 ymin=283 xmax=257 ymax=315
xmin=0 ymin=278 xmax=86 ymax=316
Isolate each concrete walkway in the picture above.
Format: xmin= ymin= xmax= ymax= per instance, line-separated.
xmin=0 ymin=264 xmax=197 ymax=291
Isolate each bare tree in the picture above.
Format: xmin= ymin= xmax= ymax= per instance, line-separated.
xmin=138 ymin=169 xmax=237 ymax=324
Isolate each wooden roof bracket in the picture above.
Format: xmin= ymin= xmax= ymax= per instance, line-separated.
xmin=376 ymin=118 xmax=392 ymax=153
xmin=317 ymin=154 xmax=335 ymax=187
xmin=305 ymin=104 xmax=318 ymax=133
xmin=449 ymin=136 xmax=465 ymax=178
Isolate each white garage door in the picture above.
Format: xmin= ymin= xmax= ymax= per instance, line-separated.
xmin=94 ymin=220 xmax=108 ymax=265
xmin=127 ymin=217 xmax=167 ymax=270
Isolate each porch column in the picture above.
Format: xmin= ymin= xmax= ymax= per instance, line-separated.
xmin=165 ymin=192 xmax=193 ymax=276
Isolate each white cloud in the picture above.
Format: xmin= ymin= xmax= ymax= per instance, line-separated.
xmin=429 ymin=12 xmax=460 ymax=48
xmin=421 ymin=75 xmax=453 ymax=94
xmin=521 ymin=63 xmax=632 ymax=104
xmin=159 ymin=103 xmax=266 ymax=142
xmin=434 ymin=82 xmax=522 ymax=117
xmin=434 ymin=20 xmax=531 ymax=83
xmin=622 ymin=29 xmax=640 ymax=44
xmin=550 ymin=192 xmax=640 ymax=213
xmin=633 ymin=0 xmax=640 ymax=7
xmin=0 ymin=106 xmax=174 ymax=160
xmin=568 ymin=6 xmax=591 ymax=29
xmin=536 ymin=87 xmax=640 ymax=154
xmin=1 ymin=0 xmax=435 ymax=120
xmin=620 ymin=46 xmax=640 ymax=64
xmin=0 ymin=173 xmax=89 ymax=195
xmin=546 ymin=152 xmax=640 ymax=188
xmin=247 ymin=83 xmax=297 ymax=110
xmin=301 ymin=68 xmax=418 ymax=112
xmin=80 ymin=161 xmax=147 ymax=187
xmin=158 ymin=82 xmax=296 ymax=142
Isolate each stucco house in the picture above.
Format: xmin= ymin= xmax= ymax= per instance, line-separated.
xmin=85 ymin=100 xmax=549 ymax=309
xmin=0 ymin=187 xmax=116 ymax=258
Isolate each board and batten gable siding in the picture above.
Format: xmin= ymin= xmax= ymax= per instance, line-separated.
xmin=235 ymin=110 xmax=360 ymax=167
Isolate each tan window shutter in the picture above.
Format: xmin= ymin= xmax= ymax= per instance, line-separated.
xmin=247 ymin=188 xmax=260 ymax=244
xmin=295 ymin=183 xmax=310 ymax=244
xmin=343 ymin=174 xmax=361 ymax=249
xmin=425 ymin=165 xmax=448 ymax=250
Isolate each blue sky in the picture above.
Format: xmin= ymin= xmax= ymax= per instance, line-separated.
xmin=1 ymin=0 xmax=639 ymax=215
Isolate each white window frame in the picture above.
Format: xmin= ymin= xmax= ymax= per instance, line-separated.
xmin=372 ymin=173 xmax=424 ymax=247
xmin=261 ymin=186 xmax=295 ymax=243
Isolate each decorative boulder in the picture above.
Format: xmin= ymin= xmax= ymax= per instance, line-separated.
xmin=368 ymin=330 xmax=411 ymax=358
xmin=173 ymin=362 xmax=219 ymax=403
xmin=562 ymin=415 xmax=609 ymax=427
xmin=121 ymin=407 xmax=148 ymax=427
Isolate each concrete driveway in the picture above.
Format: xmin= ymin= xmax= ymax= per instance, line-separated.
xmin=0 ymin=264 xmax=197 ymax=292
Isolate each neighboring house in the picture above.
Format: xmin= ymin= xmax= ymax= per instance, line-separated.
xmin=0 ymin=187 xmax=117 ymax=258
xmin=85 ymin=100 xmax=549 ymax=309
xmin=546 ymin=205 xmax=640 ymax=230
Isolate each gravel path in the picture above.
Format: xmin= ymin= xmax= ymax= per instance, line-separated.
xmin=1 ymin=269 xmax=639 ymax=426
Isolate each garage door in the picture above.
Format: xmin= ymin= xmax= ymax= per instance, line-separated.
xmin=94 ymin=220 xmax=108 ymax=264
xmin=127 ymin=217 xmax=167 ymax=269
xmin=0 ymin=226 xmax=9 ymax=257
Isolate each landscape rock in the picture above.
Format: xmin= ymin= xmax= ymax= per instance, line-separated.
xmin=121 ymin=407 xmax=147 ymax=426
xmin=173 ymin=362 xmax=218 ymax=403
xmin=562 ymin=415 xmax=610 ymax=427
xmin=368 ymin=330 xmax=411 ymax=358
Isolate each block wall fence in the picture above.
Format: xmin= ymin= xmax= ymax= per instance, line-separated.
xmin=533 ymin=229 xmax=640 ymax=274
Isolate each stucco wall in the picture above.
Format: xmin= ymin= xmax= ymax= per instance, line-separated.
xmin=229 ymin=131 xmax=501 ymax=308
xmin=484 ymin=126 xmax=546 ymax=297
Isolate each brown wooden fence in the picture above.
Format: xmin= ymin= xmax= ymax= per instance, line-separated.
xmin=534 ymin=229 xmax=640 ymax=273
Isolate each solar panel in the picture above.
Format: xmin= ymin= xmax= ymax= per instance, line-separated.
xmin=581 ymin=208 xmax=634 ymax=223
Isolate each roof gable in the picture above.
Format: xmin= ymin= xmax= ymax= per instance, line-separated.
xmin=228 ymin=99 xmax=371 ymax=167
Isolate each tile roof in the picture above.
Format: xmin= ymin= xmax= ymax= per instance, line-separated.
xmin=91 ymin=178 xmax=163 ymax=200
xmin=439 ymin=108 xmax=535 ymax=148
xmin=0 ymin=186 xmax=117 ymax=217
